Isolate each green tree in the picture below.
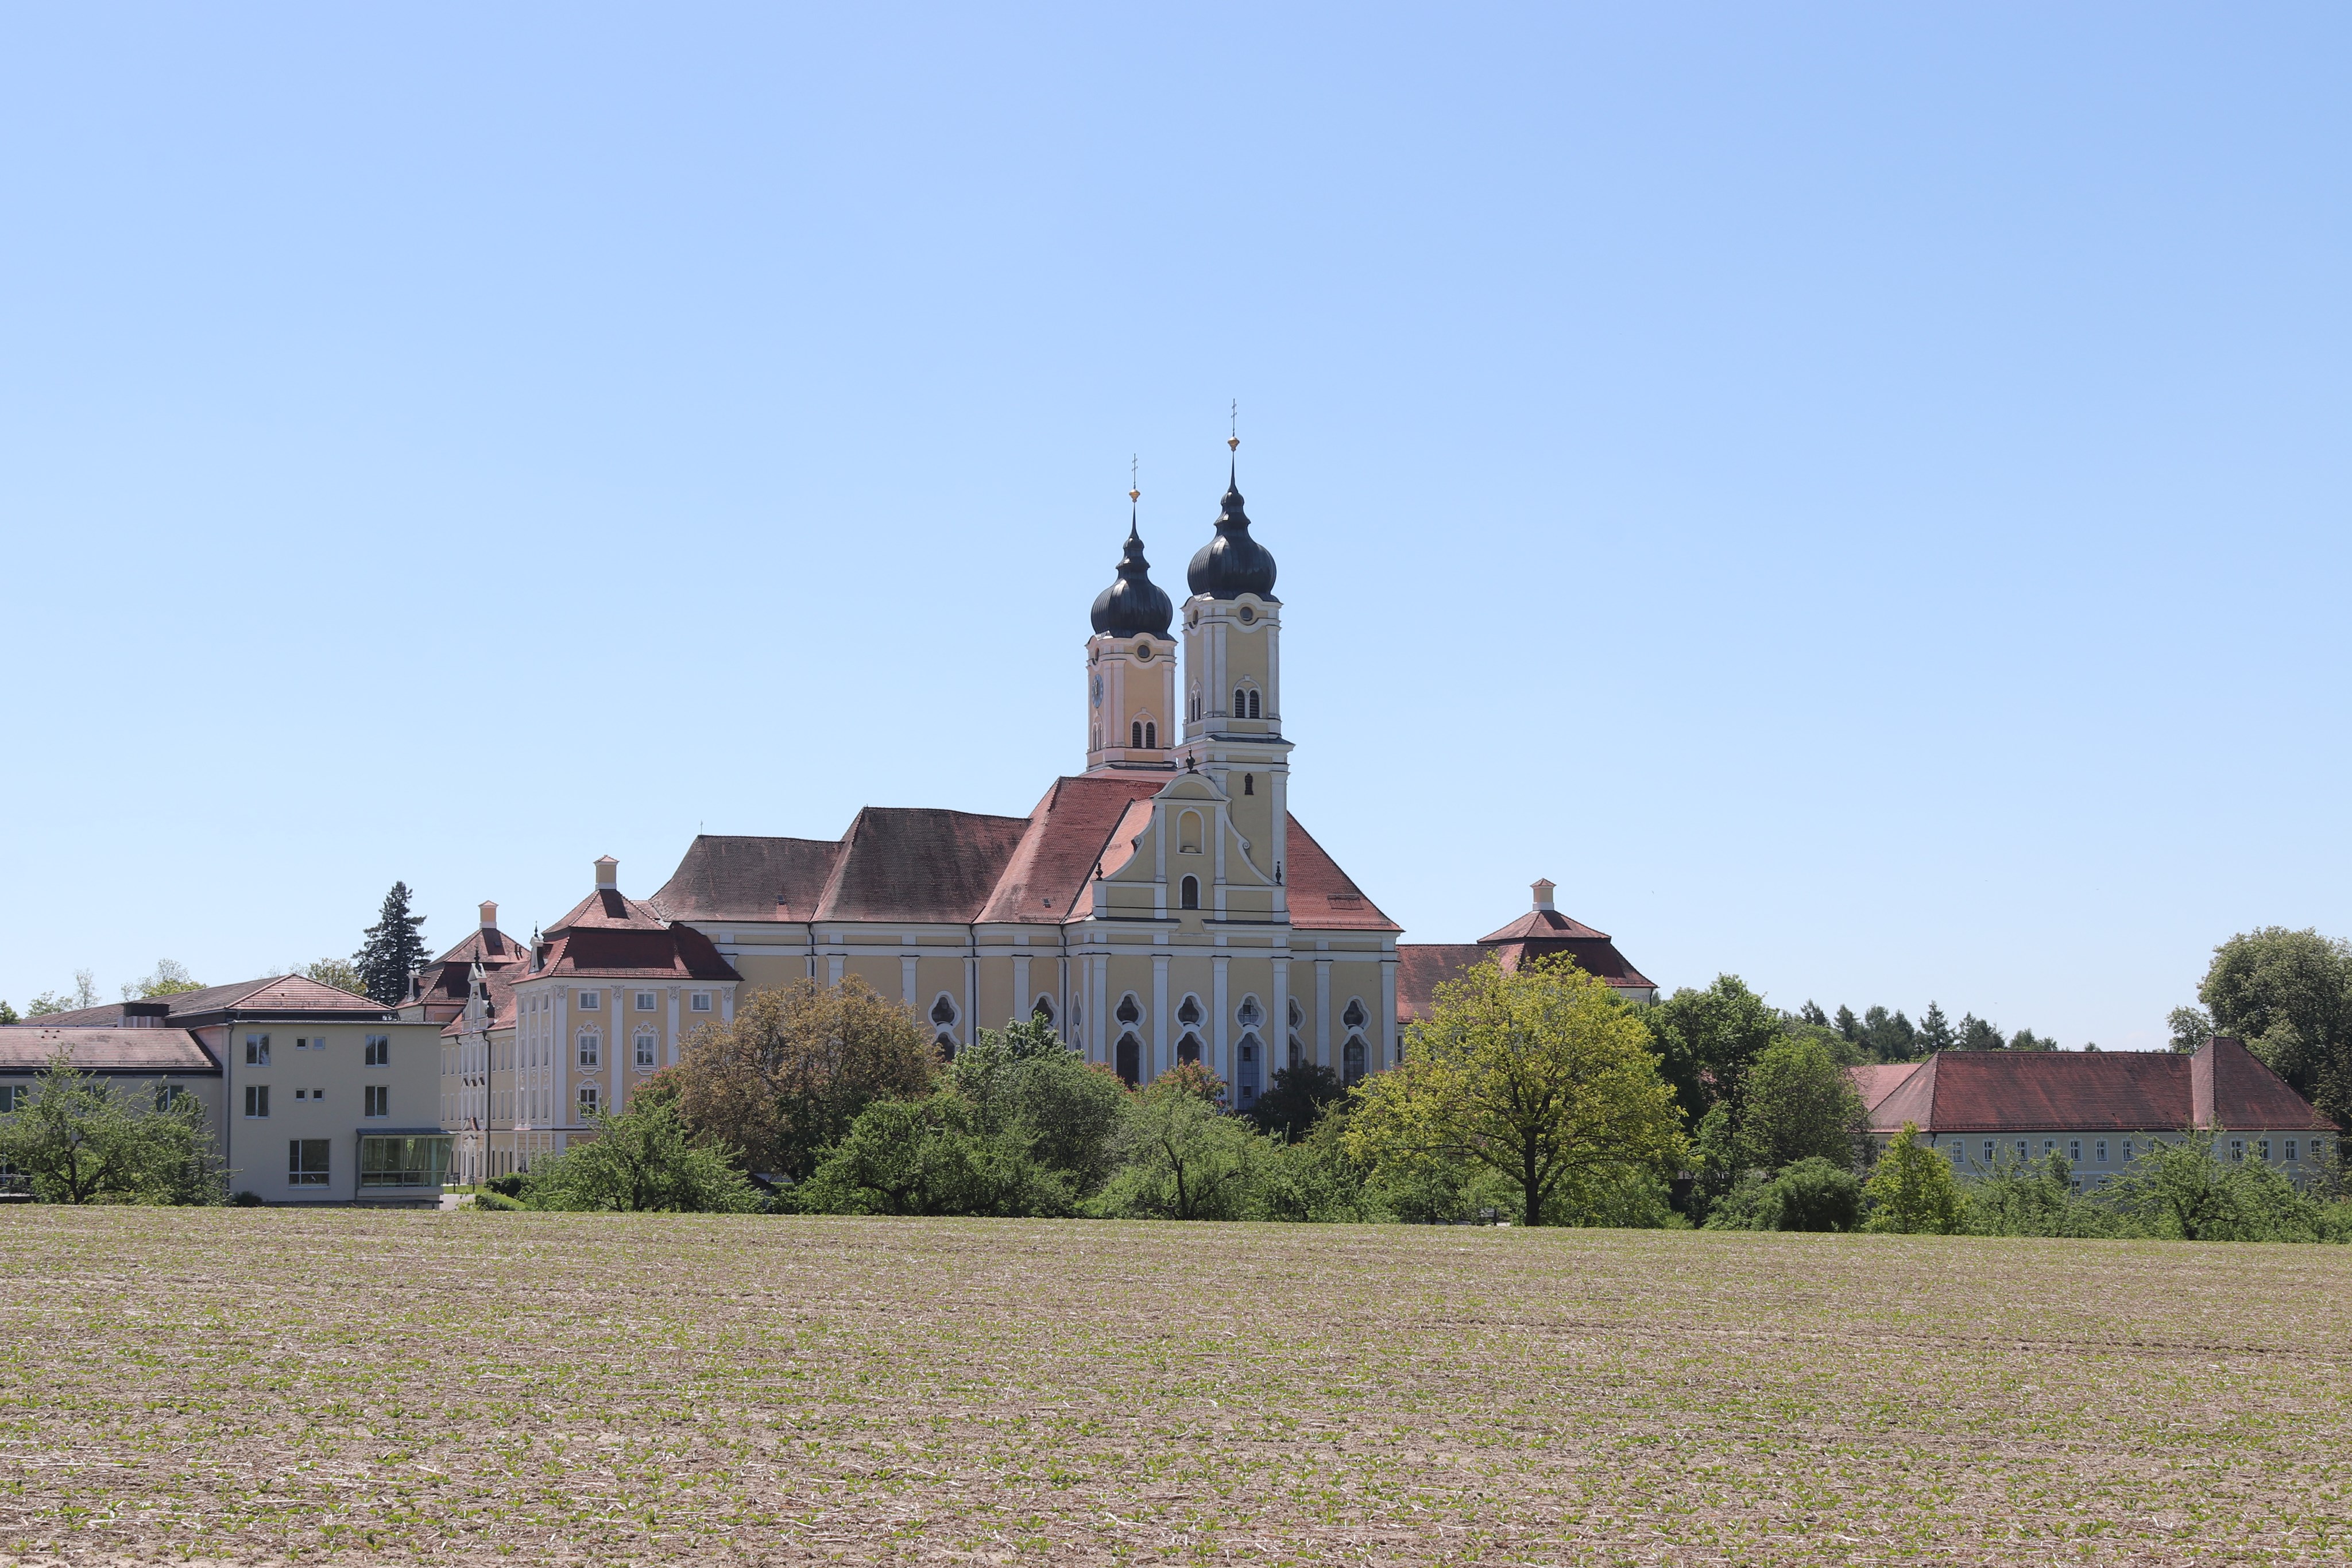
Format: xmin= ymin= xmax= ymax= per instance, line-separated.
xmin=950 ymin=1017 xmax=1128 ymax=1197
xmin=1861 ymin=1006 xmax=1917 ymax=1061
xmin=1832 ymin=1005 xmax=1862 ymax=1044
xmin=1246 ymin=1061 xmax=1346 ymax=1140
xmin=1956 ymin=1012 xmax=2002 ymax=1051
xmin=523 ymin=1098 xmax=761 ymax=1213
xmin=797 ymin=1090 xmax=1073 ymax=1217
xmin=121 ymin=959 xmax=203 ymax=1001
xmin=0 ymin=1052 xmax=221 ymax=1205
xmin=297 ymin=957 xmax=369 ymax=997
xmin=2167 ymin=1005 xmax=2214 ymax=1054
xmin=1349 ymin=958 xmax=1687 ymax=1228
xmin=2103 ymin=1128 xmax=2327 ymax=1242
xmin=1643 ymin=974 xmax=1783 ymax=1137
xmin=26 ymin=970 xmax=102 ymax=1017
xmin=0 ymin=1001 xmax=17 ymax=1025
xmin=353 ymin=882 xmax=431 ymax=1005
xmin=671 ymin=976 xmax=935 ymax=1180
xmin=1737 ymin=1034 xmax=1867 ymax=1172
xmin=2007 ymin=1028 xmax=2056 ymax=1052
xmin=1094 ymin=1068 xmax=1264 ymax=1220
xmin=2195 ymin=927 xmax=2352 ymax=1125
xmin=1860 ymin=1123 xmax=1963 ymax=1234
xmin=1798 ymin=1000 xmax=1829 ymax=1028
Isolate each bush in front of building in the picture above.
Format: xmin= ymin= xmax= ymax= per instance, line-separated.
xmin=0 ymin=1051 xmax=222 ymax=1205
xmin=1860 ymin=1124 xmax=1964 ymax=1234
xmin=520 ymin=1098 xmax=764 ymax=1214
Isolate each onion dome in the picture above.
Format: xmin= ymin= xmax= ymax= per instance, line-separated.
xmin=1186 ymin=464 xmax=1278 ymax=599
xmin=1090 ymin=513 xmax=1174 ymax=637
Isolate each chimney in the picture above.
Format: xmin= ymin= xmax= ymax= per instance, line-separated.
xmin=479 ymin=900 xmax=498 ymax=930
xmin=1531 ymin=878 xmax=1556 ymax=913
xmin=594 ymin=855 xmax=618 ymax=889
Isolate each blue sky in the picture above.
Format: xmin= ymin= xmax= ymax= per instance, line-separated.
xmin=3 ymin=5 xmax=2345 ymax=1046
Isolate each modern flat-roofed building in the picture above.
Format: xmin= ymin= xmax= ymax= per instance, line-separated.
xmin=1854 ymin=1035 xmax=2338 ymax=1187
xmin=2 ymin=976 xmax=447 ymax=1203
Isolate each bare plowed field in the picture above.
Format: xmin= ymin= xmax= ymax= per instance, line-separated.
xmin=1 ymin=1210 xmax=2347 ymax=1565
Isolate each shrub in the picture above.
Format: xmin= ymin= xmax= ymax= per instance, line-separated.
xmin=1861 ymin=1124 xmax=1963 ymax=1234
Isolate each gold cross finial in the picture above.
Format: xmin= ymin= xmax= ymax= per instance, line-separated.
xmin=1228 ymin=400 xmax=1239 ymax=452
xmin=1128 ymin=454 xmax=1140 ymax=504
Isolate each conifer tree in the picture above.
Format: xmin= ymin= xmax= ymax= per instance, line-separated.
xmin=1917 ymin=1001 xmax=1956 ymax=1054
xmin=353 ymin=882 xmax=430 ymax=1005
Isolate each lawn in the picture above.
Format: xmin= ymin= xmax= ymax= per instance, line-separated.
xmin=1 ymin=1211 xmax=2347 ymax=1565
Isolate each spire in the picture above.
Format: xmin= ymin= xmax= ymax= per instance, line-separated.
xmin=1090 ymin=464 xmax=1174 ymax=637
xmin=1187 ymin=419 xmax=1277 ymax=599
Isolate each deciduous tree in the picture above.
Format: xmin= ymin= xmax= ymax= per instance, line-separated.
xmin=1736 ymin=1034 xmax=1868 ymax=1172
xmin=1860 ymin=1123 xmax=1963 ymax=1234
xmin=1349 ymin=958 xmax=1686 ymax=1228
xmin=2194 ymin=927 xmax=2352 ymax=1125
xmin=0 ymin=1052 xmax=220 ymax=1204
xmin=523 ymin=1098 xmax=761 ymax=1213
xmin=671 ymin=976 xmax=934 ymax=1180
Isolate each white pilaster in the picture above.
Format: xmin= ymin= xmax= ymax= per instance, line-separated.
xmin=1315 ymin=960 xmax=1332 ymax=1070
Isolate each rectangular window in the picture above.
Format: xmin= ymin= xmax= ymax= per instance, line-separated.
xmin=577 ymin=991 xmax=600 ymax=1009
xmin=578 ymin=1033 xmax=600 ymax=1067
xmin=1982 ymin=1140 xmax=1995 ymax=1164
xmin=578 ymin=1085 xmax=600 ymax=1117
xmin=690 ymin=992 xmax=711 ymax=1012
xmin=244 ymin=1085 xmax=270 ymax=1118
xmin=2068 ymin=1140 xmax=2080 ymax=1163
xmin=288 ymin=1139 xmax=331 ymax=1186
xmin=635 ymin=1034 xmax=656 ymax=1068
xmin=363 ymin=1085 xmax=389 ymax=1118
xmin=1947 ymin=1140 xmax=1964 ymax=1163
xmin=364 ymin=1035 xmax=389 ymax=1066
xmin=635 ymin=991 xmax=657 ymax=1012
xmin=2288 ymin=1140 xmax=2299 ymax=1163
xmin=2259 ymin=1139 xmax=2272 ymax=1161
xmin=357 ymin=1134 xmax=451 ymax=1189
xmin=245 ymin=1033 xmax=270 ymax=1066
xmin=2230 ymin=1140 xmax=2245 ymax=1162
xmin=2016 ymin=1141 xmax=2029 ymax=1162
xmin=2096 ymin=1140 xmax=2109 ymax=1163
xmin=2123 ymin=1139 xmax=2136 ymax=1161
xmin=1 ymin=1086 xmax=24 ymax=1113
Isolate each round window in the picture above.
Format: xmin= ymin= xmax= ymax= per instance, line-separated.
xmin=1135 ymin=642 xmax=1153 ymax=661
xmin=1237 ymin=605 xmax=1256 ymax=624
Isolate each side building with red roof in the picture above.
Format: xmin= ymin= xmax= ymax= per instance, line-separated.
xmin=3 ymin=977 xmax=448 ymax=1203
xmin=1396 ymin=879 xmax=1658 ymax=1033
xmin=1852 ymin=1036 xmax=2339 ymax=1189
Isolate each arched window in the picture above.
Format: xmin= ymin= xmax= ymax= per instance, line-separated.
xmin=634 ymin=1029 xmax=657 ymax=1068
xmin=1032 ymin=995 xmax=1056 ymax=1026
xmin=1236 ymin=1031 xmax=1263 ymax=1104
xmin=1236 ymin=995 xmax=1263 ymax=1028
xmin=1177 ymin=1033 xmax=1202 ymax=1065
xmin=1289 ymin=997 xmax=1305 ymax=1029
xmin=1243 ymin=773 xmax=1254 ymax=795
xmin=1234 ymin=687 xmax=1247 ymax=715
xmin=1343 ymin=998 xmax=1368 ymax=1031
xmin=1179 ymin=810 xmax=1202 ymax=853
xmin=1288 ymin=1033 xmax=1304 ymax=1069
xmin=1343 ymin=1037 xmax=1366 ymax=1085
xmin=1177 ymin=995 xmax=1204 ymax=1027
xmin=931 ymin=994 xmax=959 ymax=1028
xmin=1116 ymin=993 xmax=1142 ymax=1027
xmin=1248 ymin=689 xmax=1262 ymax=718
xmin=1116 ymin=1033 xmax=1141 ymax=1087
xmin=1131 ymin=719 xmax=1143 ymax=748
xmin=1144 ymin=721 xmax=1156 ymax=748
xmin=577 ymin=1031 xmax=601 ymax=1068
xmin=1180 ymin=876 xmax=1200 ymax=910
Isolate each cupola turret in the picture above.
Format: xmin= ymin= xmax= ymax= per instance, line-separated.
xmin=1186 ymin=464 xmax=1278 ymax=600
xmin=1090 ymin=513 xmax=1173 ymax=637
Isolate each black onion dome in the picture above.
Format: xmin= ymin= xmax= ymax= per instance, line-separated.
xmin=1186 ymin=467 xmax=1278 ymax=599
xmin=1090 ymin=516 xmax=1174 ymax=637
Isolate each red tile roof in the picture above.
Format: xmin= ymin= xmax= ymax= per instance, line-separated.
xmin=439 ymin=955 xmax=527 ymax=1039
xmin=547 ymin=887 xmax=668 ymax=934
xmin=813 ymin=807 xmax=1034 ymax=924
xmin=650 ymin=836 xmax=848 ymax=922
xmin=24 ymin=976 xmax=394 ymax=1027
xmin=530 ymin=924 xmax=740 ymax=984
xmin=1850 ymin=1062 xmax=1923 ymax=1113
xmin=0 ymin=1027 xmax=218 ymax=1073
xmin=1858 ymin=1038 xmax=2335 ymax=1135
xmin=977 ymin=776 xmax=1165 ymax=923
xmin=1283 ymin=818 xmax=1401 ymax=932
xmin=1395 ymin=933 xmax=1654 ymax=1023
xmin=1478 ymin=907 xmax=1615 ymax=944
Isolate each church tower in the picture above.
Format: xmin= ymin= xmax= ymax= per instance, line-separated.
xmin=1083 ymin=494 xmax=1177 ymax=774
xmin=1177 ymin=442 xmax=1293 ymax=900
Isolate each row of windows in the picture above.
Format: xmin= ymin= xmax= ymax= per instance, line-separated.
xmin=1945 ymin=1136 xmax=2331 ymax=1165
xmin=1185 ymin=687 xmax=1268 ymax=722
xmin=287 ymin=1137 xmax=448 ymax=1188
xmin=573 ymin=990 xmax=713 ymax=1013
xmin=242 ymin=1033 xmax=390 ymax=1067
xmin=242 ymin=1085 xmax=392 ymax=1118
